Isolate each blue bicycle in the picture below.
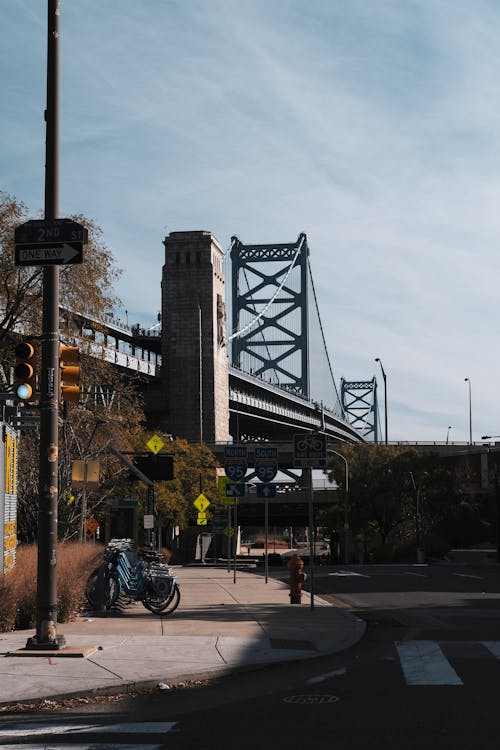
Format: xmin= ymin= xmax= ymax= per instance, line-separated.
xmin=86 ymin=539 xmax=180 ymax=615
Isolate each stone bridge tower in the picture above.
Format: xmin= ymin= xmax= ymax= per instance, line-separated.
xmin=161 ymin=231 xmax=229 ymax=443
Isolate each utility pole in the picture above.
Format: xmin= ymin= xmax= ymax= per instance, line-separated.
xmin=26 ymin=0 xmax=64 ymax=649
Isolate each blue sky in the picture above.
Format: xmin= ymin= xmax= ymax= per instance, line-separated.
xmin=3 ymin=0 xmax=500 ymax=442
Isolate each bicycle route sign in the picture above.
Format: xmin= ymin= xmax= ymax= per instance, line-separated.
xmin=293 ymin=433 xmax=327 ymax=468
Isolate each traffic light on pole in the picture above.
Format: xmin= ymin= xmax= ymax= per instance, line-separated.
xmin=14 ymin=341 xmax=36 ymax=402
xmin=59 ymin=345 xmax=80 ymax=403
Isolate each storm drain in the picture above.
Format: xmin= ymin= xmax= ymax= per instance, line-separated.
xmin=270 ymin=638 xmax=316 ymax=651
xmin=283 ymin=695 xmax=340 ymax=704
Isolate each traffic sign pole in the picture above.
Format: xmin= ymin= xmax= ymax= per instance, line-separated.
xmin=305 ymin=467 xmax=315 ymax=611
xmin=227 ymin=506 xmax=231 ymax=572
xmin=26 ymin=0 xmax=64 ymax=651
xmin=233 ymin=500 xmax=238 ymax=584
xmin=264 ymin=497 xmax=269 ymax=584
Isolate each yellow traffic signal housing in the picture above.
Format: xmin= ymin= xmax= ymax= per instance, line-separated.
xmin=14 ymin=341 xmax=36 ymax=401
xmin=59 ymin=345 xmax=80 ymax=403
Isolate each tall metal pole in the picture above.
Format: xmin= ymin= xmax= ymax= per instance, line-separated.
xmin=264 ymin=496 xmax=269 ymax=584
xmin=375 ymin=358 xmax=388 ymax=445
xmin=465 ymin=378 xmax=472 ymax=444
xmin=27 ymin=0 xmax=64 ymax=649
xmin=305 ymin=467 xmax=315 ymax=610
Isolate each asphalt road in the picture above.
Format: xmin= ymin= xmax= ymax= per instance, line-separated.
xmin=1 ymin=563 xmax=500 ymax=750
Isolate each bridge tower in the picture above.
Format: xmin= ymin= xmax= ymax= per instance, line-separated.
xmin=229 ymin=233 xmax=310 ymax=397
xmin=340 ymin=378 xmax=378 ymax=441
xmin=161 ymin=231 xmax=229 ymax=443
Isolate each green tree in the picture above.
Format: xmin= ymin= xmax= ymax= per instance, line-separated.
xmin=324 ymin=444 xmax=457 ymax=552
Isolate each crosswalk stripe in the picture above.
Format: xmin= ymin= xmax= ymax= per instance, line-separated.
xmin=0 ymin=721 xmax=176 ymax=737
xmin=0 ymin=720 xmax=176 ymax=749
xmin=0 ymin=745 xmax=160 ymax=750
xmin=395 ymin=640 xmax=463 ymax=685
xmin=482 ymin=641 xmax=500 ymax=659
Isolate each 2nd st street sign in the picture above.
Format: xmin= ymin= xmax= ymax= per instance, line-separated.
xmin=14 ymin=219 xmax=87 ymax=267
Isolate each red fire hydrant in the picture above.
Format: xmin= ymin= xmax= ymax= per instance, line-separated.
xmin=288 ymin=553 xmax=304 ymax=604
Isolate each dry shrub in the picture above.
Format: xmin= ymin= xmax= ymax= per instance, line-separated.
xmin=57 ymin=543 xmax=102 ymax=621
xmin=10 ymin=545 xmax=38 ymax=630
xmin=0 ymin=572 xmax=18 ymax=632
xmin=0 ymin=543 xmax=103 ymax=632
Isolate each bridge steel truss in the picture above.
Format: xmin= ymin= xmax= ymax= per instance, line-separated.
xmin=340 ymin=377 xmax=378 ymax=442
xmin=230 ymin=233 xmax=310 ymax=398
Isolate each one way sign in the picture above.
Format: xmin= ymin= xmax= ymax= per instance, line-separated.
xmin=15 ymin=242 xmax=83 ymax=267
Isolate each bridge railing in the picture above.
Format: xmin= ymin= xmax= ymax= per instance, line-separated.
xmin=87 ymin=340 xmax=160 ymax=377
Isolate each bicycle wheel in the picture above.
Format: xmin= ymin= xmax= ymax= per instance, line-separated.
xmin=85 ymin=567 xmax=120 ymax=609
xmin=142 ymin=583 xmax=180 ymax=615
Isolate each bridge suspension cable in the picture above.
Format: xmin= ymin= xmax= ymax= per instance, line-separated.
xmin=307 ymin=257 xmax=347 ymax=421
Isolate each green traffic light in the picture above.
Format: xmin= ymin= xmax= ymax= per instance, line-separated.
xmin=16 ymin=383 xmax=33 ymax=400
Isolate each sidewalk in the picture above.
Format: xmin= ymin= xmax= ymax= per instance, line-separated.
xmin=0 ymin=565 xmax=366 ymax=706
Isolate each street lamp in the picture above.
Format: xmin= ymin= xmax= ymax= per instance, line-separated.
xmin=446 ymin=426 xmax=452 ymax=445
xmin=464 ymin=378 xmax=472 ymax=444
xmin=328 ymin=449 xmax=350 ymax=564
xmin=375 ymin=358 xmax=388 ymax=444
xmin=482 ymin=435 xmax=500 ymax=440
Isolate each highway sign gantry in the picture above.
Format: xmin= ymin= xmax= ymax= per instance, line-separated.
xmin=14 ymin=218 xmax=88 ymax=268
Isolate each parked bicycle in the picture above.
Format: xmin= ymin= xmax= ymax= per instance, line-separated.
xmin=86 ymin=539 xmax=180 ymax=615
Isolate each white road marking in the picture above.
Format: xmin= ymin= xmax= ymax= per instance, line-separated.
xmin=453 ymin=573 xmax=483 ymax=579
xmin=306 ymin=667 xmax=347 ymax=684
xmin=404 ymin=572 xmax=428 ymax=577
xmin=395 ymin=640 xmax=463 ymax=686
xmin=328 ymin=571 xmax=369 ymax=577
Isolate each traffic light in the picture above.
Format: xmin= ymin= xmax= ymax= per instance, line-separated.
xmin=14 ymin=341 xmax=36 ymax=402
xmin=59 ymin=345 xmax=80 ymax=403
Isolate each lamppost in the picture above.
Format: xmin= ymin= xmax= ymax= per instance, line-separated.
xmin=328 ymin=450 xmax=350 ymax=564
xmin=446 ymin=426 xmax=452 ymax=445
xmin=375 ymin=358 xmax=388 ymax=444
xmin=464 ymin=378 xmax=472 ymax=444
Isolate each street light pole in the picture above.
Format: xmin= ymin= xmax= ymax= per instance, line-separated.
xmin=375 ymin=358 xmax=388 ymax=445
xmin=446 ymin=426 xmax=452 ymax=445
xmin=328 ymin=450 xmax=350 ymax=564
xmin=465 ymin=378 xmax=472 ymax=444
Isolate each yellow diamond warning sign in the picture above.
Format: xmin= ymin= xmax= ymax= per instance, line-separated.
xmin=194 ymin=493 xmax=210 ymax=512
xmin=146 ymin=434 xmax=164 ymax=454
